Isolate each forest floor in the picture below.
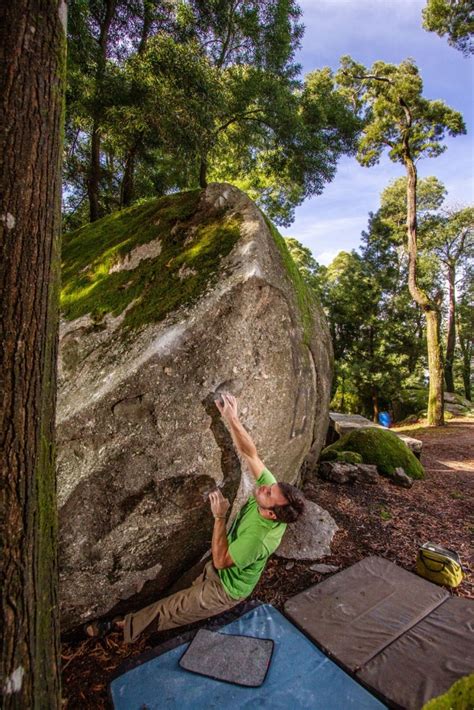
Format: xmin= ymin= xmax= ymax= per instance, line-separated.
xmin=61 ymin=417 xmax=473 ymax=709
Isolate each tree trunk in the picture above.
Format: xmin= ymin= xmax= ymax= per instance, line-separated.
xmin=87 ymin=0 xmax=116 ymax=222
xmin=372 ymin=388 xmax=379 ymax=423
xmin=121 ymin=144 xmax=138 ymax=207
xmin=88 ymin=121 xmax=101 ymax=222
xmin=199 ymin=155 xmax=208 ymax=188
xmin=458 ymin=332 xmax=472 ymax=401
xmin=425 ymin=308 xmax=445 ymax=426
xmin=444 ymin=263 xmax=456 ymax=392
xmin=404 ymin=153 xmax=444 ymax=426
xmin=0 ymin=1 xmax=65 ymax=706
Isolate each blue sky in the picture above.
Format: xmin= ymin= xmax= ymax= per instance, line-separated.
xmin=281 ymin=0 xmax=474 ymax=265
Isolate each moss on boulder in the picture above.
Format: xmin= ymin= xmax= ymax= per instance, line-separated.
xmin=262 ymin=214 xmax=315 ymax=346
xmin=321 ymin=427 xmax=425 ymax=480
xmin=421 ymin=673 xmax=474 ymax=710
xmin=61 ymin=189 xmax=242 ymax=332
xmin=320 ymin=449 xmax=363 ymax=464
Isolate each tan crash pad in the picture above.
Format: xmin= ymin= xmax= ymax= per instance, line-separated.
xmin=356 ymin=597 xmax=474 ymax=709
xmin=284 ymin=556 xmax=448 ymax=671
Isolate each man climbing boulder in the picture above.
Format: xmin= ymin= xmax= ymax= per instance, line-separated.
xmin=85 ymin=392 xmax=306 ymax=641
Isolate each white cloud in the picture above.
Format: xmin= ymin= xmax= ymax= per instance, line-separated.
xmin=314 ymin=249 xmax=343 ymax=266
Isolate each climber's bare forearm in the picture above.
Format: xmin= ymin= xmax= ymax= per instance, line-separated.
xmin=212 ymin=519 xmax=234 ymax=569
xmin=226 ymin=416 xmax=265 ymax=480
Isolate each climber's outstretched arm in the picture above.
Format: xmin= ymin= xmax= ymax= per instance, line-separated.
xmin=215 ymin=393 xmax=266 ymax=480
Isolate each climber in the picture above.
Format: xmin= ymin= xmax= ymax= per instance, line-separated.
xmin=85 ymin=392 xmax=305 ymax=642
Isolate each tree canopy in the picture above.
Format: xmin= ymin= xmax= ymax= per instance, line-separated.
xmin=65 ymin=0 xmax=361 ymax=228
xmin=422 ymin=0 xmax=474 ymax=56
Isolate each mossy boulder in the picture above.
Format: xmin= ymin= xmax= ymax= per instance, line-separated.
xmin=57 ymin=183 xmax=333 ymax=630
xmin=321 ymin=427 xmax=425 ymax=480
xmin=422 ymin=673 xmax=474 ymax=709
xmin=320 ymin=449 xmax=363 ymax=465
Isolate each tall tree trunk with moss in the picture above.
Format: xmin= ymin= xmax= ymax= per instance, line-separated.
xmin=0 ymin=0 xmax=65 ymax=706
xmin=405 ymin=153 xmax=444 ymax=426
xmin=444 ymin=263 xmax=456 ymax=392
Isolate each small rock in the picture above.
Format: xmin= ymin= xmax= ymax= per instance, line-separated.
xmin=319 ymin=461 xmax=358 ymax=484
xmin=164 ymin=367 xmax=173 ymax=376
xmin=276 ymin=501 xmax=338 ymax=560
xmin=392 ymin=467 xmax=413 ymax=488
xmin=285 ymin=561 xmax=295 ymax=570
xmin=309 ymin=563 xmax=340 ymax=574
xmin=355 ymin=464 xmax=379 ymax=484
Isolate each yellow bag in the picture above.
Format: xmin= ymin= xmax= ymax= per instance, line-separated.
xmin=416 ymin=542 xmax=464 ymax=588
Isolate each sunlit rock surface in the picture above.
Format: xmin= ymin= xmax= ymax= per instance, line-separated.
xmin=57 ymin=183 xmax=332 ymax=630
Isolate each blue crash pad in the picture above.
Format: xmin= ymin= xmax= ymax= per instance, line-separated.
xmin=110 ymin=604 xmax=387 ymax=709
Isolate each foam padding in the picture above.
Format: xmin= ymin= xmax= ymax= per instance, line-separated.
xmin=110 ymin=604 xmax=388 ymax=709
xmin=179 ymin=628 xmax=273 ymax=686
xmin=284 ymin=556 xmax=449 ymax=671
xmin=356 ymin=597 xmax=474 ymax=709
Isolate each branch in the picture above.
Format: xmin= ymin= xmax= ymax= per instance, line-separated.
xmin=352 ymin=72 xmax=412 ymax=127
xmin=215 ymin=109 xmax=273 ymax=135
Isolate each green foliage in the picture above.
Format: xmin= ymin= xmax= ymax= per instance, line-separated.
xmin=396 ymin=387 xmax=428 ymax=414
xmin=209 ymin=65 xmax=361 ymax=225
xmin=456 ymin=270 xmax=474 ymax=399
xmin=286 ymin=225 xmax=429 ymax=420
xmin=320 ymin=449 xmax=363 ymax=464
xmin=284 ymin=237 xmax=326 ymax=293
xmin=61 ymin=189 xmax=242 ymax=331
xmin=335 ymin=57 xmax=466 ymax=168
xmin=422 ymin=0 xmax=474 ymax=56
xmin=263 ymin=216 xmax=315 ymax=345
xmin=421 ymin=673 xmax=474 ymax=709
xmin=321 ymin=428 xmax=425 ymax=480
xmin=65 ymin=2 xmax=361 ymax=229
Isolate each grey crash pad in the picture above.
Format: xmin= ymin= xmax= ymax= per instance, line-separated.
xmin=357 ymin=596 xmax=474 ymax=710
xmin=179 ymin=628 xmax=273 ymax=687
xmin=284 ymin=556 xmax=448 ymax=671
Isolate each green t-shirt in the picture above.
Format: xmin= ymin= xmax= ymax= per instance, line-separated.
xmin=218 ymin=468 xmax=287 ymax=600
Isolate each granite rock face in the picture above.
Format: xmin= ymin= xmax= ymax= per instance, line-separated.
xmin=57 ymin=183 xmax=333 ymax=630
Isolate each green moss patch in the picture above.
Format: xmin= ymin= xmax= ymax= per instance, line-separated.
xmin=320 ymin=449 xmax=363 ymax=464
xmin=262 ymin=214 xmax=314 ymax=346
xmin=61 ymin=190 xmax=242 ymax=331
xmin=422 ymin=674 xmax=474 ymax=710
xmin=321 ymin=427 xmax=425 ymax=480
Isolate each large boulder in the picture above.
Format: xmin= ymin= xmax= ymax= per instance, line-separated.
xmin=320 ymin=427 xmax=425 ymax=481
xmin=57 ymin=183 xmax=333 ymax=630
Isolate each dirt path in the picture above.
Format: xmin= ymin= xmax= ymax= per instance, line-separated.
xmin=61 ymin=418 xmax=474 ymax=708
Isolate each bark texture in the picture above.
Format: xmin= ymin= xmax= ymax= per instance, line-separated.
xmin=0 ymin=1 xmax=65 ymax=706
xmin=404 ymin=155 xmax=444 ymax=426
xmin=444 ymin=264 xmax=456 ymax=393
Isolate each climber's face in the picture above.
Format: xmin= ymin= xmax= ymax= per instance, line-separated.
xmin=254 ymin=483 xmax=288 ymax=511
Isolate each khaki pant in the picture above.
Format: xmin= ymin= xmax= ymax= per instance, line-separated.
xmin=123 ymin=561 xmax=242 ymax=643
